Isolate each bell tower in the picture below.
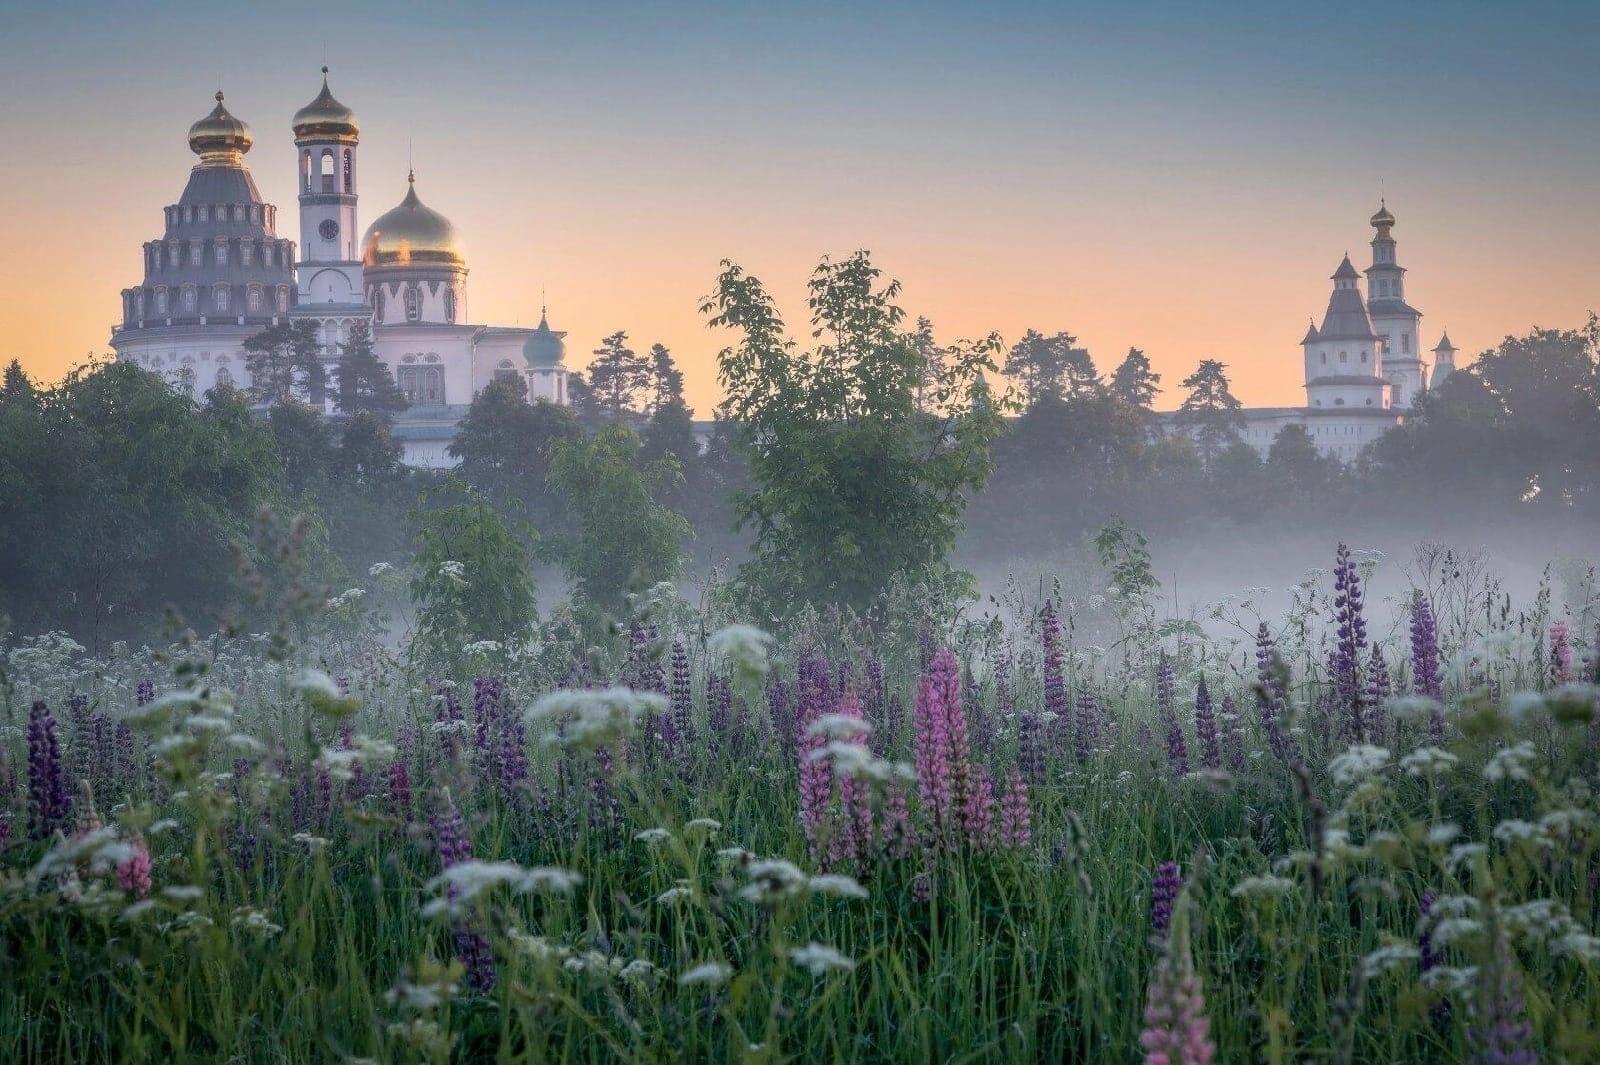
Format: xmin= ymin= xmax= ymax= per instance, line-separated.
xmin=292 ymin=68 xmax=362 ymax=308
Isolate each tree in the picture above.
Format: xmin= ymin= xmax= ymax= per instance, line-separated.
xmin=2 ymin=359 xmax=37 ymax=407
xmin=1109 ymin=347 xmax=1161 ymax=414
xmin=334 ymin=321 xmax=408 ymax=417
xmin=269 ymin=399 xmax=335 ymax=494
xmin=642 ymin=343 xmax=698 ymax=467
xmin=545 ymin=424 xmax=691 ymax=613
xmin=0 ymin=361 xmax=281 ymax=645
xmin=705 ymin=251 xmax=1005 ymax=614
xmin=1175 ymin=359 xmax=1245 ymax=467
xmin=336 ymin=410 xmax=403 ymax=483
xmin=565 ymin=370 xmax=604 ymax=429
xmin=410 ymin=485 xmax=537 ymax=650
xmin=242 ymin=320 xmax=324 ymax=406
xmin=1004 ymin=329 xmax=1096 ymax=406
xmin=1266 ymin=423 xmax=1337 ymax=495
xmin=587 ymin=330 xmax=654 ymax=418
xmin=448 ymin=379 xmax=580 ymax=520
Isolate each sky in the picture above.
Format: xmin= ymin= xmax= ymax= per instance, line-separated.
xmin=2 ymin=0 xmax=1598 ymax=415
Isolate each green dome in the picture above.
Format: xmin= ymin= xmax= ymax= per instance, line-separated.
xmin=522 ymin=310 xmax=565 ymax=367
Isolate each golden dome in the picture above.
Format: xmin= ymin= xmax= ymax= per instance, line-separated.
xmin=292 ymin=68 xmax=359 ymax=141
xmin=1370 ymin=200 xmax=1396 ymax=229
xmin=361 ymin=173 xmax=464 ymax=267
xmin=188 ymin=91 xmax=252 ymax=166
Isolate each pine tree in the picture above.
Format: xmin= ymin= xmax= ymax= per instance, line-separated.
xmin=241 ymin=320 xmax=323 ymax=406
xmin=1175 ymin=358 xmax=1245 ymax=467
xmin=1004 ymin=330 xmax=1097 ymax=406
xmin=643 ymin=344 xmax=698 ymax=465
xmin=334 ymin=321 xmax=408 ymax=418
xmin=1109 ymin=347 xmax=1161 ymax=412
xmin=1 ymin=360 xmax=37 ymax=408
xmin=587 ymin=330 xmax=654 ymax=418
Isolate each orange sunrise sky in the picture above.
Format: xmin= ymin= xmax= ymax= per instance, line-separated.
xmin=3 ymin=1 xmax=1599 ymax=416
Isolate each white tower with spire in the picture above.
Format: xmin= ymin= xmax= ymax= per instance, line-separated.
xmin=1430 ymin=332 xmax=1457 ymax=387
xmin=290 ymin=69 xmax=366 ymax=369
xmin=1363 ymin=201 xmax=1427 ymax=409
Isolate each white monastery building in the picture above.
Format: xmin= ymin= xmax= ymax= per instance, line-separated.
xmin=1166 ymin=202 xmax=1457 ymax=463
xmin=110 ymin=72 xmax=571 ymax=467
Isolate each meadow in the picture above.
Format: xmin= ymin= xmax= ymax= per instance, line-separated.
xmin=1 ymin=542 xmax=1597 ymax=1063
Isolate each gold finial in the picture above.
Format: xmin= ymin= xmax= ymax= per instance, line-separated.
xmin=322 ymin=64 xmax=329 ymax=75
xmin=215 ymin=90 xmax=225 ymax=103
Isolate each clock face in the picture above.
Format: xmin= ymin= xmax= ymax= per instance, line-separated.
xmin=319 ymin=219 xmax=339 ymax=241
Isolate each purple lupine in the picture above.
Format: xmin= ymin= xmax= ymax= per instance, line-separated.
xmin=827 ymin=689 xmax=873 ymax=869
xmin=999 ymin=765 xmax=1031 ymax=849
xmin=1220 ymin=695 xmax=1246 ymax=774
xmin=1365 ymin=643 xmax=1392 ymax=746
xmin=1331 ymin=544 xmax=1368 ymax=742
xmin=1409 ymin=591 xmax=1445 ymax=739
xmin=1074 ymin=687 xmax=1101 ymax=762
xmin=1150 ymin=862 xmax=1183 ymax=938
xmin=668 ymin=637 xmax=692 ymax=757
xmin=1193 ymin=675 xmax=1220 ymax=771
xmin=587 ymin=746 xmax=624 ymax=840
xmin=880 ymin=780 xmax=916 ymax=860
xmin=113 ymin=720 xmax=137 ymax=790
xmin=797 ymin=659 xmax=836 ymax=862
xmin=436 ymin=684 xmax=466 ymax=764
xmin=135 ymin=679 xmax=154 ymax=707
xmin=767 ymin=675 xmax=794 ymax=759
xmin=1549 ymin=621 xmax=1572 ymax=686
xmin=962 ymin=765 xmax=997 ymax=852
xmin=1157 ymin=655 xmax=1189 ymax=778
xmin=472 ymin=676 xmax=504 ymax=784
xmin=389 ymin=758 xmax=413 ymax=821
xmin=1138 ymin=920 xmax=1216 ymax=1065
xmin=1254 ymin=623 xmax=1293 ymax=763
xmin=430 ymin=790 xmax=496 ymax=994
xmin=1041 ymin=600 xmax=1069 ymax=755
xmin=864 ymin=654 xmax=887 ymax=734
xmin=914 ymin=649 xmax=970 ymax=846
xmin=1468 ymin=924 xmax=1535 ymax=1065
xmin=27 ymin=701 xmax=72 ymax=840
xmin=1417 ymin=888 xmax=1439 ymax=973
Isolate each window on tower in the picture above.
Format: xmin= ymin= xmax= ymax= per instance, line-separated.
xmin=321 ymin=150 xmax=335 ymax=194
xmin=343 ymin=150 xmax=353 ymax=194
xmin=1402 ymin=333 xmax=1411 ymax=354
xmin=444 ymin=288 xmax=456 ymax=324
xmin=302 ymin=151 xmax=311 ymax=193
xmin=404 ymin=284 xmax=420 ymax=322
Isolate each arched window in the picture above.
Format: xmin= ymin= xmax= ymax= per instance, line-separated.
xmin=215 ymin=366 xmax=234 ymax=388
xmin=247 ymin=286 xmax=263 ymax=313
xmin=155 ymin=287 xmax=169 ymax=314
xmin=1339 ymin=351 xmax=1347 ymax=363
xmin=443 ymin=287 xmax=456 ymax=324
xmin=302 ymin=151 xmax=311 ymax=192
xmin=422 ymin=367 xmax=444 ymax=404
xmin=182 ymin=286 xmax=197 ymax=312
xmin=403 ymin=284 xmax=420 ymax=322
xmin=1401 ymin=333 xmax=1411 ymax=354
xmin=374 ymin=287 xmax=386 ymax=321
xmin=494 ymin=359 xmax=519 ymax=385
xmin=276 ymin=286 xmax=289 ymax=313
xmin=321 ymin=149 xmax=335 ymax=194
xmin=215 ymin=241 xmax=228 ymax=266
xmin=342 ymin=149 xmax=353 ymax=193
xmin=214 ymin=284 xmax=230 ymax=313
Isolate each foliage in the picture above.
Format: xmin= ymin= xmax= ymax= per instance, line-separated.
xmin=334 ymin=321 xmax=408 ymax=417
xmin=409 ymin=484 xmax=538 ymax=652
xmin=0 ymin=362 xmax=281 ymax=645
xmin=705 ymin=251 xmax=1006 ymax=616
xmin=1003 ymin=328 xmax=1099 ymax=407
xmin=587 ymin=330 xmax=655 ymax=418
xmin=241 ymin=320 xmax=325 ymax=406
xmin=544 ymin=424 xmax=691 ymax=613
xmin=1174 ymin=358 xmax=1245 ymax=467
xmin=448 ymin=380 xmax=580 ymax=525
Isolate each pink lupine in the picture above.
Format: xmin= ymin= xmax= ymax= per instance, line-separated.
xmin=828 ymin=689 xmax=875 ymax=869
xmin=1550 ymin=621 xmax=1572 ymax=685
xmin=999 ymin=765 xmax=1032 ymax=849
xmin=797 ymin=659 xmax=836 ymax=859
xmin=962 ymin=765 xmax=996 ymax=851
xmin=880 ymin=780 xmax=916 ymax=860
xmin=1139 ymin=917 xmax=1216 ymax=1065
xmin=117 ymin=835 xmax=153 ymax=897
xmin=915 ymin=649 xmax=972 ymax=847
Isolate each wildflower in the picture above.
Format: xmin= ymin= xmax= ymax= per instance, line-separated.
xmin=1230 ymin=875 xmax=1294 ymax=900
xmin=789 ymin=943 xmax=856 ymax=976
xmin=527 ymin=687 xmax=665 ymax=750
xmin=738 ymin=857 xmax=808 ymax=903
xmin=117 ymin=835 xmax=153 ymax=897
xmin=1193 ymin=675 xmax=1220 ymax=771
xmin=438 ymin=560 xmax=466 ymax=581
xmin=1138 ymin=912 xmax=1216 ymax=1065
xmin=1330 ymin=544 xmax=1369 ymax=741
xmin=1491 ymin=819 xmax=1546 ymax=845
xmin=963 ymin=765 xmax=997 ymax=851
xmin=1409 ymin=592 xmax=1444 ymax=735
xmin=634 ymin=827 xmax=672 ymax=844
xmin=1328 ymin=744 xmax=1390 ymax=787
xmin=685 ymin=817 xmax=722 ymax=833
xmin=1549 ymin=620 xmax=1572 ymax=685
xmin=1418 ymin=889 xmax=1440 ymax=972
xmin=1157 ymin=654 xmax=1189 ymax=778
xmin=1362 ymin=943 xmax=1419 ymax=976
xmin=708 ymin=624 xmax=774 ymax=685
xmin=1151 ymin=862 xmax=1183 ymax=938
xmin=914 ymin=649 xmax=973 ymax=847
xmin=27 ymin=701 xmax=72 ymax=840
xmin=657 ymin=884 xmax=694 ymax=905
xmin=1468 ymin=923 xmax=1536 ymax=1065
xmin=999 ymin=765 xmax=1032 ymax=849
xmin=1447 ymin=843 xmax=1488 ymax=874
xmin=1482 ymin=742 xmax=1538 ymax=784
xmin=232 ymin=908 xmax=284 ymax=938
xmin=669 ymin=637 xmax=693 ymax=756
xmin=429 ymin=790 xmax=496 ymax=994
xmin=678 ymin=961 xmax=732 ymax=987
xmin=1401 ymin=746 xmax=1458 ymax=777
xmin=808 ymin=873 xmax=869 ymax=899
xmin=1041 ymin=600 xmax=1068 ymax=757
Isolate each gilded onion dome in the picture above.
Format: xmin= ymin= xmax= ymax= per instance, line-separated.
xmin=361 ymin=172 xmax=464 ymax=267
xmin=188 ymin=91 xmax=252 ymax=166
xmin=292 ymin=67 xmax=359 ymax=142
xmin=1370 ymin=200 xmax=1396 ymax=229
